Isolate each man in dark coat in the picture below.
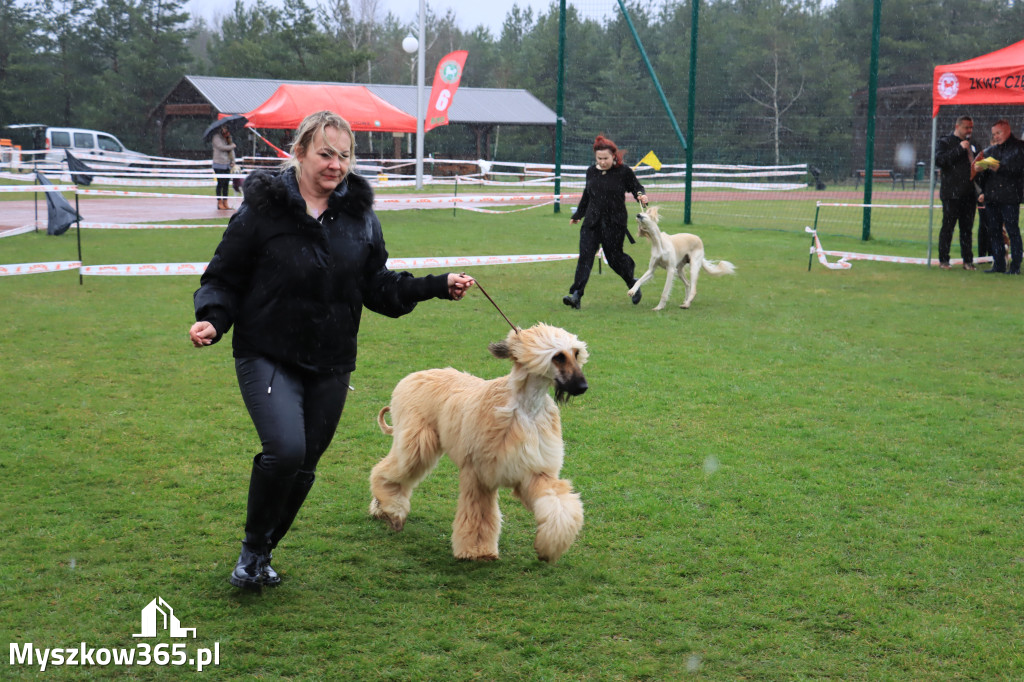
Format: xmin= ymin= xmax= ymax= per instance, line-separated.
xmin=935 ymin=116 xmax=978 ymax=270
xmin=975 ymin=120 xmax=1024 ymax=274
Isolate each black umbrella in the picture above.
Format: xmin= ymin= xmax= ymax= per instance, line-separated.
xmin=202 ymin=115 xmax=249 ymax=143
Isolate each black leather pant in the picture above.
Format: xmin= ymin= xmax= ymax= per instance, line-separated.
xmin=235 ymin=356 xmax=351 ymax=548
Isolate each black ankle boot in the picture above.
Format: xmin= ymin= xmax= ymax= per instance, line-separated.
xmin=230 ymin=455 xmax=294 ymax=590
xmin=562 ymin=292 xmax=581 ymax=309
xmin=230 ymin=543 xmax=265 ymax=590
xmin=262 ymin=471 xmax=316 ymax=587
xmin=261 ymin=551 xmax=281 ymax=586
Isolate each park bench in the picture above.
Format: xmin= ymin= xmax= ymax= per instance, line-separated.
xmin=853 ymin=168 xmax=905 ymax=190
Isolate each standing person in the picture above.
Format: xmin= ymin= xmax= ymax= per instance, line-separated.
xmin=974 ymin=120 xmax=1024 ymax=274
xmin=934 ymin=116 xmax=977 ymax=270
xmin=189 ymin=110 xmax=474 ymax=590
xmin=211 ymin=126 xmax=235 ymax=211
xmin=563 ymin=135 xmax=648 ymax=310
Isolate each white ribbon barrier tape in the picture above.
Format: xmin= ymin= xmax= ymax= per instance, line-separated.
xmin=77 ymin=189 xmax=232 ymax=200
xmin=373 ymin=194 xmax=580 ymax=206
xmin=385 ymin=254 xmax=577 ymax=269
xmin=0 ymin=261 xmax=81 ymax=276
xmin=0 ymin=184 xmax=78 ymax=193
xmin=80 ymin=263 xmax=209 ymax=276
xmin=41 ymin=188 xmax=579 ymax=207
xmin=816 ymin=201 xmax=940 ymax=209
xmin=805 ymin=227 xmax=993 ymax=269
xmin=78 ymin=222 xmax=225 ymax=230
xmin=458 ymin=201 xmax=558 ymax=214
xmin=15 ymin=253 xmax=578 ymax=278
xmin=0 ymin=225 xmax=40 ymax=238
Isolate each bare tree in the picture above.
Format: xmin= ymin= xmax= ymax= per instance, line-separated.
xmin=746 ymin=51 xmax=804 ymax=165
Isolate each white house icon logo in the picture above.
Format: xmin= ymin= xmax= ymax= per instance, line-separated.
xmin=133 ymin=597 xmax=196 ymax=638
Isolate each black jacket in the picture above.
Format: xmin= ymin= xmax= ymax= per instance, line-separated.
xmin=194 ymin=169 xmax=451 ymax=372
xmin=977 ymin=135 xmax=1024 ymax=205
xmin=934 ymin=132 xmax=976 ymax=200
xmin=571 ymin=163 xmax=645 ymax=232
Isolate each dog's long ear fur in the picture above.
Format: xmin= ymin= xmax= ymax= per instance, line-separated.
xmin=488 ymin=340 xmax=512 ymax=359
xmin=488 ymin=327 xmax=524 ymax=361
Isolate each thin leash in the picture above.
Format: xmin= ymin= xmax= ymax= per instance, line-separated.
xmin=467 ymin=276 xmax=519 ymax=334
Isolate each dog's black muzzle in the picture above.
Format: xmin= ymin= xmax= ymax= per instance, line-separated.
xmin=554 ymin=376 xmax=588 ymax=403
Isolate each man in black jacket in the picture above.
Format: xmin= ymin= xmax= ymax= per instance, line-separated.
xmin=975 ymin=120 xmax=1024 ymax=274
xmin=934 ymin=116 xmax=978 ymax=270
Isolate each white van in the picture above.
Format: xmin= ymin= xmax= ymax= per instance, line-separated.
xmin=44 ymin=127 xmax=148 ymax=166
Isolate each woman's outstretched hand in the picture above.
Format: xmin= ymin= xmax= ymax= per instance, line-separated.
xmin=448 ymin=273 xmax=474 ymax=300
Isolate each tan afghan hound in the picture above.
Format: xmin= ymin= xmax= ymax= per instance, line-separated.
xmin=369 ymin=323 xmax=588 ymax=562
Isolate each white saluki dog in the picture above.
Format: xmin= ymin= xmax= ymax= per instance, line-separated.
xmin=627 ymin=206 xmax=736 ymax=310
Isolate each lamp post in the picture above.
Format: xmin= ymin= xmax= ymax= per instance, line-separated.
xmin=401 ymin=1 xmax=426 ymax=190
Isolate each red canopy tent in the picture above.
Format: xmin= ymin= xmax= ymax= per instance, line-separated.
xmin=932 ymin=39 xmax=1024 ymax=117
xmin=927 ymin=40 xmax=1024 ymax=262
xmin=243 ymin=83 xmax=418 ymax=132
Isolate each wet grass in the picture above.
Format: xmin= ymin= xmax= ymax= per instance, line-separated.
xmin=2 ymin=208 xmax=1023 ymax=679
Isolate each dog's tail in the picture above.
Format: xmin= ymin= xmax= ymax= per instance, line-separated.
xmin=377 ymin=406 xmax=394 ymax=435
xmin=702 ymin=259 xmax=736 ymax=276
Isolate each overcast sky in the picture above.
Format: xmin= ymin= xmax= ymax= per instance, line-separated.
xmin=183 ymin=0 xmax=601 ymax=36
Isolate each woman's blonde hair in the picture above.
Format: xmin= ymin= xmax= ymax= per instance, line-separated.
xmin=281 ymin=110 xmax=356 ymax=178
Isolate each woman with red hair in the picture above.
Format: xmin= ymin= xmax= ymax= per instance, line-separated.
xmin=563 ymin=135 xmax=648 ymax=309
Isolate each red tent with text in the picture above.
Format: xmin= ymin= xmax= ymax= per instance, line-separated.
xmin=932 ymin=39 xmax=1024 ymax=117
xmin=243 ymin=84 xmax=418 ymax=132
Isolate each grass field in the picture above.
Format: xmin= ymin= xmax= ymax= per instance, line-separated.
xmin=2 ymin=206 xmax=1023 ymax=680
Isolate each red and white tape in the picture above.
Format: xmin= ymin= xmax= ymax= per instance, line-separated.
xmin=79 ymin=263 xmax=209 ymax=276
xmin=374 ymin=194 xmax=577 ymax=206
xmin=78 ymin=222 xmax=224 ymax=230
xmin=806 ymin=227 xmax=992 ymax=269
xmin=0 ymin=184 xmax=78 ymax=193
xmin=0 ymin=261 xmax=81 ymax=276
xmin=1 ymin=253 xmax=579 ymax=277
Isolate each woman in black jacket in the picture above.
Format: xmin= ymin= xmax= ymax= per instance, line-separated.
xmin=563 ymin=134 xmax=648 ymax=309
xmin=189 ymin=110 xmax=474 ymax=590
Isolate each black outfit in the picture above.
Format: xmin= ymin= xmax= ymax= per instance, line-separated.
xmin=976 ymin=136 xmax=1024 ymax=273
xmin=194 ymin=168 xmax=453 ymax=588
xmin=934 ymin=132 xmax=977 ymax=265
xmin=567 ymin=163 xmax=645 ymax=300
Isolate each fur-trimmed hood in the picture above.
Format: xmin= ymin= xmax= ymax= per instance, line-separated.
xmin=241 ymin=167 xmax=375 ymax=217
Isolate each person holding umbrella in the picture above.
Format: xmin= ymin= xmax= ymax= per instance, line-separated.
xmin=211 ymin=125 xmax=235 ymax=211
